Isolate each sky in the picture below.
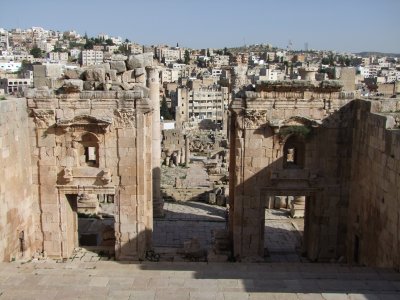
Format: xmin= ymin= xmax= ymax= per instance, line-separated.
xmin=2 ymin=0 xmax=400 ymax=53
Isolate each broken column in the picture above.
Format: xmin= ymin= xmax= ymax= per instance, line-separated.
xmin=147 ymin=66 xmax=164 ymax=217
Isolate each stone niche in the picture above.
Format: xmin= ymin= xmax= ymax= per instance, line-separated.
xmin=28 ymin=89 xmax=154 ymax=260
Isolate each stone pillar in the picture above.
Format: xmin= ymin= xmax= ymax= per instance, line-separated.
xmin=185 ymin=135 xmax=190 ymax=166
xmin=290 ymin=196 xmax=306 ymax=218
xmin=147 ymin=67 xmax=164 ymax=217
xmin=176 ymin=150 xmax=181 ymax=165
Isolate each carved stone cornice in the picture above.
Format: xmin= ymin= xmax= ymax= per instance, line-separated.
xmin=56 ymin=114 xmax=112 ymax=132
xmin=243 ymin=110 xmax=268 ymax=129
xmin=31 ymin=109 xmax=56 ymax=128
xmin=114 ymin=108 xmax=136 ymax=128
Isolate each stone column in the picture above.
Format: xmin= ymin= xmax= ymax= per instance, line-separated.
xmin=290 ymin=196 xmax=306 ymax=218
xmin=147 ymin=67 xmax=164 ymax=217
xmin=185 ymin=135 xmax=190 ymax=166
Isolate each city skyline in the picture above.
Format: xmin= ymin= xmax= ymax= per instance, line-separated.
xmin=2 ymin=0 xmax=400 ymax=53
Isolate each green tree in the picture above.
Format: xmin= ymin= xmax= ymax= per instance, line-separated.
xmin=105 ymin=38 xmax=114 ymax=46
xmin=19 ymin=60 xmax=32 ymax=74
xmin=321 ymin=57 xmax=330 ymax=65
xmin=184 ymin=50 xmax=190 ymax=64
xmin=207 ymin=49 xmax=211 ymax=57
xmin=160 ymin=97 xmax=173 ymax=120
xmin=30 ymin=46 xmax=43 ymax=58
xmin=83 ymin=39 xmax=94 ymax=49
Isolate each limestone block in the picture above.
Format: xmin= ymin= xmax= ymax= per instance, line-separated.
xmin=135 ymin=74 xmax=146 ymax=84
xmin=33 ymin=77 xmax=47 ymax=88
xmin=134 ymin=67 xmax=145 ymax=77
xmin=33 ymin=65 xmax=46 ymax=77
xmin=120 ymin=223 xmax=138 ymax=235
xmin=45 ymin=65 xmax=63 ymax=78
xmin=99 ymin=63 xmax=111 ymax=71
xmin=110 ymin=61 xmax=127 ymax=74
xmin=121 ymin=176 xmax=137 ymax=186
xmin=111 ymin=84 xmax=123 ymax=91
xmin=126 ymin=53 xmax=153 ymax=70
xmin=83 ymin=68 xmax=106 ymax=83
xmin=64 ymin=69 xmax=82 ymax=80
xmin=37 ymin=133 xmax=56 ymax=148
xmin=106 ymin=69 xmax=118 ymax=81
xmin=121 ymin=70 xmax=135 ymax=84
xmin=61 ymin=79 xmax=84 ymax=92
xmin=83 ymin=81 xmax=94 ymax=91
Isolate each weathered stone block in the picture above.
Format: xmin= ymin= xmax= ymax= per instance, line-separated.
xmin=110 ymin=61 xmax=127 ymax=74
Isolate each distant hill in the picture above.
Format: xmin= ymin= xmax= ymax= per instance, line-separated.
xmin=355 ymin=52 xmax=400 ymax=58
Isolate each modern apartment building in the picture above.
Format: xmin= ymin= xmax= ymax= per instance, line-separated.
xmin=80 ymin=50 xmax=104 ymax=66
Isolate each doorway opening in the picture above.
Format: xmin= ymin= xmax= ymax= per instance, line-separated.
xmin=65 ymin=193 xmax=116 ymax=259
xmin=264 ymin=194 xmax=308 ymax=262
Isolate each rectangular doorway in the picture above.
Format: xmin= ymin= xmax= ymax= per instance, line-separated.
xmin=65 ymin=194 xmax=116 ymax=259
xmin=264 ymin=195 xmax=307 ymax=262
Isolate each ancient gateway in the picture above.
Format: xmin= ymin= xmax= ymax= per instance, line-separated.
xmin=228 ymin=82 xmax=400 ymax=268
xmin=1 ymin=79 xmax=400 ymax=269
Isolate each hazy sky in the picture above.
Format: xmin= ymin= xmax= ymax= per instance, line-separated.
xmin=2 ymin=0 xmax=399 ymax=53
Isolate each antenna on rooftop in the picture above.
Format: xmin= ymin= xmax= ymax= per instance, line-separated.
xmin=287 ymin=40 xmax=292 ymax=51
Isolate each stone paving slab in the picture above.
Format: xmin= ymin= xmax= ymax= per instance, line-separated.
xmin=0 ymin=261 xmax=399 ymax=299
xmin=153 ymin=201 xmax=226 ymax=250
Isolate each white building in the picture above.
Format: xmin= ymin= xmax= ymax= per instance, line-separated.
xmin=156 ymin=46 xmax=183 ymax=64
xmin=70 ymin=48 xmax=81 ymax=59
xmin=0 ymin=77 xmax=32 ymax=94
xmin=161 ymin=68 xmax=179 ymax=83
xmin=187 ymin=86 xmax=229 ymax=123
xmin=0 ymin=61 xmax=21 ymax=72
xmin=81 ymin=50 xmax=103 ymax=66
xmin=36 ymin=40 xmax=54 ymax=53
xmin=48 ymin=52 xmax=68 ymax=62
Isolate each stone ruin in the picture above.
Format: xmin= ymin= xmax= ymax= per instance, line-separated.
xmin=34 ymin=53 xmax=155 ymax=93
xmin=227 ymin=81 xmax=400 ymax=268
xmin=2 ymin=68 xmax=400 ymax=269
xmin=0 ymin=57 xmax=163 ymax=261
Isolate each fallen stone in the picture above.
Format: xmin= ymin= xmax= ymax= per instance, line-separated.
xmin=121 ymin=70 xmax=135 ymax=84
xmin=61 ymin=79 xmax=83 ymax=93
xmin=64 ymin=69 xmax=82 ymax=80
xmin=126 ymin=53 xmax=153 ymax=69
xmin=83 ymin=68 xmax=106 ymax=83
xmin=83 ymin=81 xmax=94 ymax=91
xmin=110 ymin=61 xmax=127 ymax=73
xmin=135 ymin=73 xmax=146 ymax=84
xmin=106 ymin=70 xmax=118 ymax=82
xmin=134 ymin=67 xmax=145 ymax=77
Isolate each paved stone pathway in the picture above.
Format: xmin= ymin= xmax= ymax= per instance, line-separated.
xmin=264 ymin=209 xmax=305 ymax=263
xmin=153 ymin=201 xmax=226 ymax=250
xmin=0 ymin=260 xmax=399 ymax=299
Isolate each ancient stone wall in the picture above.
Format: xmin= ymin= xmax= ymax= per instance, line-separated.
xmin=26 ymin=88 xmax=153 ymax=260
xmin=0 ymin=99 xmax=36 ymax=261
xmin=348 ymin=99 xmax=400 ymax=269
xmin=229 ymin=88 xmax=354 ymax=261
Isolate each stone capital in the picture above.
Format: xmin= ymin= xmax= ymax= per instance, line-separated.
xmin=243 ymin=110 xmax=268 ymax=129
xmin=114 ymin=108 xmax=136 ymax=128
